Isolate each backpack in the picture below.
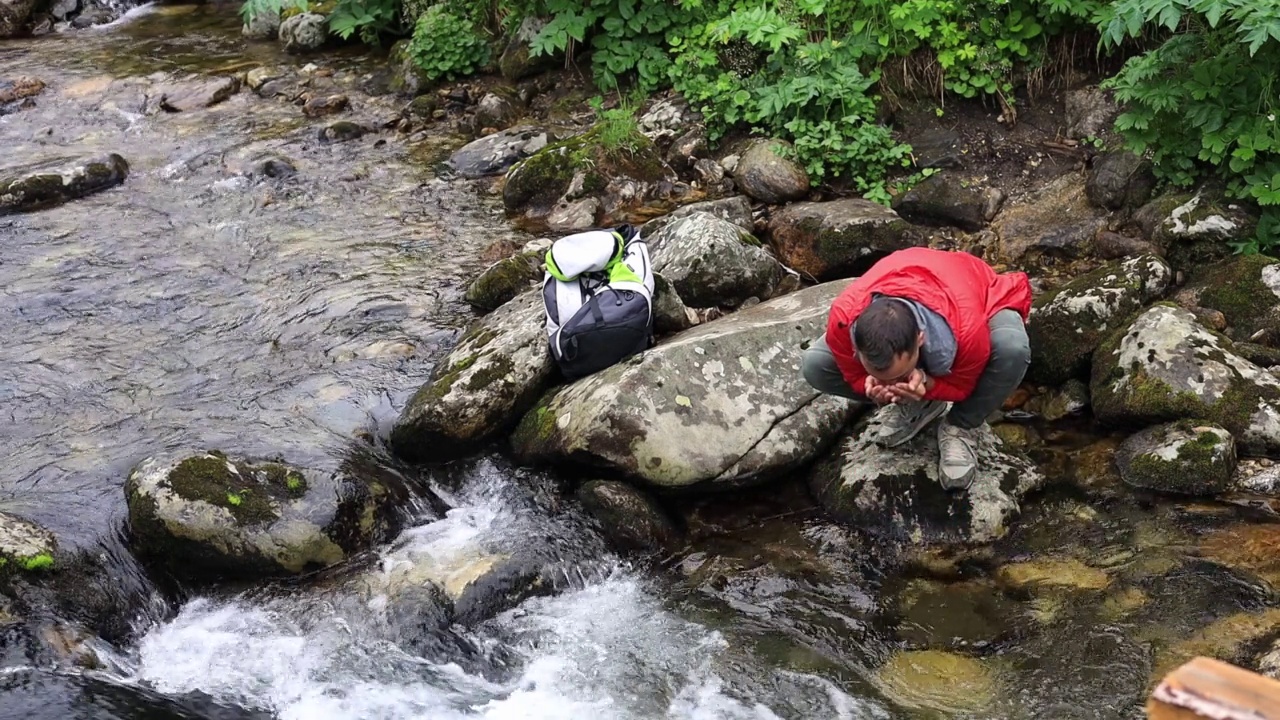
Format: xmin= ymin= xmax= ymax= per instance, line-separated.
xmin=541 ymin=225 xmax=655 ymax=380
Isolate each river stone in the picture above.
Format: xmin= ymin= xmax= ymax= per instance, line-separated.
xmin=733 ymin=139 xmax=809 ymax=205
xmin=302 ymin=94 xmax=348 ymax=118
xmin=576 ymin=480 xmax=680 ymax=552
xmin=991 ymin=173 xmax=1106 ymax=267
xmin=809 ymin=415 xmax=1043 ymax=547
xmin=0 ymin=154 xmax=129 ymax=215
xmin=652 ymin=272 xmax=696 ymax=335
xmin=388 ymin=39 xmax=434 ymax=97
xmin=874 ymin=650 xmax=997 ymax=715
xmin=391 ymin=291 xmax=551 ymax=462
xmin=1135 ymin=190 xmax=1260 ymax=270
xmin=499 ymin=16 xmax=557 ymax=81
xmin=125 ymin=452 xmax=398 ymax=579
xmin=318 ymin=120 xmax=366 ymax=144
xmin=0 ymin=512 xmax=56 ymax=577
xmin=155 ymin=76 xmax=240 ymax=112
xmin=242 ymin=9 xmax=280 ymax=40
xmin=447 ymin=126 xmax=548 ymax=179
xmin=891 ymin=171 xmax=1004 ymax=231
xmin=642 ymin=195 xmax=753 ymax=242
xmin=474 ymin=91 xmax=521 ymax=131
xmin=1030 ymin=378 xmax=1091 ymax=422
xmin=511 ymin=280 xmax=858 ymax=490
xmin=648 ymin=213 xmax=782 ymax=308
xmin=1090 ymin=304 xmax=1280 ymax=455
xmin=464 ymin=251 xmax=542 ymax=311
xmin=0 ymin=0 xmax=35 ymax=37
xmin=1152 ymin=608 xmax=1280 ymax=685
xmin=1086 ymin=151 xmax=1155 ymax=211
xmin=546 ymin=197 xmax=599 ymax=232
xmin=1065 ymin=87 xmax=1120 ymax=140
xmin=0 ymin=76 xmax=44 ymax=108
xmin=767 ymin=198 xmax=920 ymax=281
xmin=1175 ymin=254 xmax=1280 ymax=347
xmin=279 ymin=12 xmax=327 ymax=53
xmin=1115 ymin=422 xmax=1236 ymax=496
xmin=1026 ymin=254 xmax=1173 ymax=385
xmin=995 ymin=558 xmax=1111 ymax=593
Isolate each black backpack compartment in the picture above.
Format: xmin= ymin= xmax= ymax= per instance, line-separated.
xmin=552 ymin=287 xmax=652 ymax=380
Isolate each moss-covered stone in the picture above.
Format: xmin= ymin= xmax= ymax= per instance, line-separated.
xmin=1 ymin=154 xmax=130 ymax=215
xmin=1115 ymin=421 xmax=1235 ymax=495
xmin=165 ymin=454 xmax=298 ymax=526
xmin=1135 ymin=191 xmax=1261 ymax=271
xmin=464 ymin=251 xmax=543 ymax=311
xmin=0 ymin=512 xmax=57 ymax=580
xmin=1180 ymin=254 xmax=1280 ymax=345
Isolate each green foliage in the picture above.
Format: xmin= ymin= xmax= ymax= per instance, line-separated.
xmin=226 ymin=492 xmax=244 ymax=506
xmin=1098 ymin=0 xmax=1280 ymax=253
xmin=21 ymin=554 xmax=53 ymax=572
xmin=587 ymin=95 xmax=648 ymax=157
xmin=329 ymin=0 xmax=401 ymax=43
xmin=408 ymin=5 xmax=492 ymax=81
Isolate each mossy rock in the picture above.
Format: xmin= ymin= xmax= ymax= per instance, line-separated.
xmin=0 ymin=512 xmax=57 ymax=579
xmin=1026 ymin=254 xmax=1172 ymax=385
xmin=647 ymin=212 xmax=782 ymax=308
xmin=1135 ymin=190 xmax=1260 ymax=271
xmin=1178 ymin=253 xmax=1280 ymax=346
xmin=1090 ymin=304 xmax=1280 ymax=455
xmin=1115 ymin=421 xmax=1236 ymax=495
xmin=125 ymin=452 xmax=399 ymax=580
xmin=464 ymin=251 xmax=543 ymax=311
xmin=1 ymin=154 xmax=129 ymax=216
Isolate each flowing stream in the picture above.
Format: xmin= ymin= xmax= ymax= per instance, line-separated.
xmin=3 ymin=5 xmax=1278 ymax=719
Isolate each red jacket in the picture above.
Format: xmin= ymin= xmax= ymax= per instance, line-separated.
xmin=825 ymin=248 xmax=1031 ymax=402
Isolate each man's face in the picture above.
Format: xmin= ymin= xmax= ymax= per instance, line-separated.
xmin=860 ymin=331 xmax=925 ymax=384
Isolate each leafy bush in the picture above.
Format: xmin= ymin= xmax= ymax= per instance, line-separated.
xmin=1097 ymin=0 xmax=1280 ymax=252
xmin=408 ymin=5 xmax=492 ymax=81
xmin=330 ymin=0 xmax=401 ymax=44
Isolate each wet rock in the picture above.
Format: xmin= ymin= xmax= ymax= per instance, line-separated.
xmin=405 ymin=94 xmax=439 ymax=119
xmin=70 ymin=8 xmax=110 ymax=27
xmin=906 ymin=129 xmax=964 ymax=169
xmin=318 ymin=120 xmax=366 ymax=144
xmin=647 ymin=213 xmax=782 ymax=308
xmin=891 ymin=578 xmax=1018 ymax=649
xmin=1234 ymin=459 xmax=1280 ymax=495
xmin=810 ymin=415 xmax=1042 ymax=547
xmin=245 ymin=66 xmax=284 ymax=92
xmin=0 ymin=154 xmax=129 ymax=215
xmin=1086 ymin=151 xmax=1156 ymax=210
xmin=576 ymin=480 xmax=680 ymax=553
xmin=391 ymin=291 xmax=551 ymax=462
xmin=1094 ymin=231 xmax=1158 ymax=260
xmin=499 ymin=16 xmax=557 ymax=81
xmin=48 ymin=0 xmax=76 ymax=18
xmin=1199 ymin=523 xmax=1280 ymax=587
xmin=1135 ymin=190 xmax=1260 ymax=270
xmin=0 ymin=512 xmax=56 ymax=577
xmin=995 ymin=557 xmax=1111 ymax=593
xmin=245 ymin=154 xmax=296 ymax=179
xmin=474 ymin=91 xmax=521 ymax=131
xmin=1028 ymin=378 xmax=1091 ymax=422
xmin=767 ymin=198 xmax=921 ymax=281
xmin=387 ymin=39 xmax=435 ymax=97
xmin=1175 ymin=254 xmax=1280 ymax=347
xmin=0 ymin=77 xmax=44 ymax=107
xmin=545 ymin=197 xmax=599 ymax=232
xmin=0 ymin=0 xmax=36 ymax=37
xmin=279 ymin=12 xmax=327 ymax=53
xmin=512 ymin=280 xmax=858 ymax=490
xmin=242 ymin=9 xmax=280 ymax=40
xmin=642 ymin=195 xmax=753 ymax=241
xmin=302 ymin=94 xmax=348 ymax=118
xmin=1153 ymin=608 xmax=1280 ymax=684
xmin=652 ymin=273 xmax=697 ymax=335
xmin=991 ymin=422 xmax=1041 ymax=450
xmin=733 ymin=139 xmax=809 ymax=205
xmin=874 ymin=650 xmax=997 ymax=715
xmin=464 ymin=251 xmax=542 ymax=311
xmin=1026 ymin=254 xmax=1173 ymax=385
xmin=151 ymin=76 xmax=241 ymax=113
xmin=892 ymin=171 xmax=1004 ymax=231
xmin=692 ymin=157 xmax=725 ymax=187
xmin=447 ymin=125 xmax=548 ymax=179
xmin=1116 ymin=422 xmax=1236 ymax=495
xmin=125 ymin=452 xmax=399 ymax=579
xmin=1065 ymin=87 xmax=1120 ymax=140
xmin=1090 ymin=304 xmax=1280 ymax=455
xmin=991 ymin=173 xmax=1106 ymax=267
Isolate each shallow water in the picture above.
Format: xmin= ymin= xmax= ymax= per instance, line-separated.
xmin=4 ymin=6 xmax=1280 ymax=719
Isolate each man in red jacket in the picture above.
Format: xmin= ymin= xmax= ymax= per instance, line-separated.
xmin=802 ymin=247 xmax=1032 ymax=490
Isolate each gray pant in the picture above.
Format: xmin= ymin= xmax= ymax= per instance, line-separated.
xmin=802 ymin=309 xmax=1030 ymax=429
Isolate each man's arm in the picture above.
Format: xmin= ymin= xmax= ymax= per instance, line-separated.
xmin=922 ymin=327 xmax=990 ymax=402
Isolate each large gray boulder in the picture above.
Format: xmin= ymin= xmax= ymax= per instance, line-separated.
xmin=447 ymin=126 xmax=549 ymax=179
xmin=279 ymin=12 xmax=327 ymax=53
xmin=648 ymin=213 xmax=782 ymax=308
xmin=511 ymin=280 xmax=858 ymax=490
xmin=126 ymin=452 xmax=400 ymax=579
xmin=767 ymin=198 xmax=921 ymax=281
xmin=1175 ymin=254 xmax=1280 ymax=347
xmin=642 ymin=195 xmax=753 ymax=240
xmin=733 ymin=139 xmax=810 ymax=204
xmin=1116 ymin=422 xmax=1236 ymax=496
xmin=391 ymin=291 xmax=552 ymax=462
xmin=1091 ymin=305 xmax=1280 ymax=455
xmin=1026 ymin=255 xmax=1173 ymax=385
xmin=809 ymin=415 xmax=1042 ymax=546
xmin=1 ymin=154 xmax=129 ymax=215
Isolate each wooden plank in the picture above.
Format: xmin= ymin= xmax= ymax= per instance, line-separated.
xmin=1148 ymin=656 xmax=1280 ymax=719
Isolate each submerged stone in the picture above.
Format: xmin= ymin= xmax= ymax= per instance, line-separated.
xmin=0 ymin=154 xmax=129 ymax=215
xmin=874 ymin=650 xmax=998 ymax=715
xmin=125 ymin=452 xmax=400 ymax=579
xmin=512 ymin=280 xmax=857 ymax=490
xmin=995 ymin=558 xmax=1111 ymax=594
xmin=1115 ymin=422 xmax=1236 ymax=496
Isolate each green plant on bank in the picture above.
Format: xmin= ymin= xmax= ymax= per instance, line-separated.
xmin=587 ymin=94 xmax=649 ymax=157
xmin=1097 ymin=0 xmax=1280 ymax=253
xmin=330 ymin=0 xmax=401 ymax=43
xmin=408 ymin=4 xmax=492 ymax=81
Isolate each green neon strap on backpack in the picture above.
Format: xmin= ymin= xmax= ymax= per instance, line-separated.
xmin=604 ymin=231 xmax=641 ymax=284
xmin=545 ymin=248 xmax=572 ymax=282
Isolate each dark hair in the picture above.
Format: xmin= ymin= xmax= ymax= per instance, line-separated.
xmin=853 ymin=298 xmax=918 ymax=371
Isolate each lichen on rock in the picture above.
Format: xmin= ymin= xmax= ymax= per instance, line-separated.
xmin=0 ymin=512 xmax=57 ymax=578
xmin=647 ymin=212 xmax=782 ymax=308
xmin=766 ymin=198 xmax=921 ymax=281
xmin=1115 ymin=422 xmax=1236 ymax=495
xmin=1176 ymin=253 xmax=1280 ymax=347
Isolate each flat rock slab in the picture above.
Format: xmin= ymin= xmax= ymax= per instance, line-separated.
xmin=154 ymin=76 xmax=240 ymax=112
xmin=810 ymin=412 xmax=1043 ymax=547
xmin=512 ymin=280 xmax=857 ymax=490
xmin=0 ymin=154 xmax=129 ymax=215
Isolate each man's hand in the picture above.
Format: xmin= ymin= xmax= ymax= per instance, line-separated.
xmin=886 ymin=369 xmax=929 ymax=402
xmin=864 ymin=376 xmax=895 ymax=405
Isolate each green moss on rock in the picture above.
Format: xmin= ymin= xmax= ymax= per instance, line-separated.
xmin=165 ymin=455 xmax=303 ymax=526
xmin=464 ymin=252 xmax=543 ymax=311
xmin=1191 ymin=254 xmax=1280 ymax=342
xmin=1118 ymin=422 xmax=1235 ymax=495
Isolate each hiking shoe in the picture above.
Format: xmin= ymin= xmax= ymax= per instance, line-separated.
xmin=873 ymin=400 xmax=949 ymax=448
xmin=937 ymin=421 xmax=980 ymax=490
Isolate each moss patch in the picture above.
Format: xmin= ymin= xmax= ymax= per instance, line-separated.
xmin=512 ymin=398 xmax=561 ymax=454
xmin=1123 ymin=423 xmax=1231 ymax=494
xmin=1193 ymin=254 xmax=1280 ymax=339
xmin=464 ymin=252 xmax=542 ymax=311
xmin=164 ymin=455 xmax=304 ymax=526
xmin=463 ymin=354 xmax=514 ymax=393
